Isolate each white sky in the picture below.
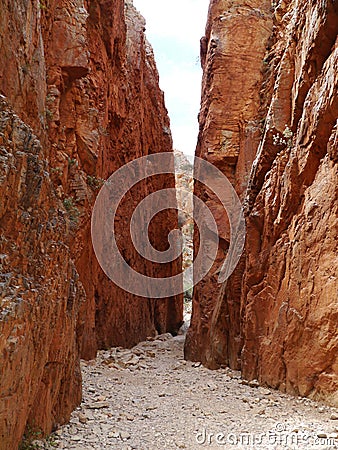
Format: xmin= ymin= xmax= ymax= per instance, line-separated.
xmin=132 ymin=0 xmax=209 ymax=156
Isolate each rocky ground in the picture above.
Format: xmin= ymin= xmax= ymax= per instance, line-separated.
xmin=27 ymin=331 xmax=338 ymax=450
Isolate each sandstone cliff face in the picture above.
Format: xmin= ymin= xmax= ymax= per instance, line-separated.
xmin=242 ymin=0 xmax=338 ymax=406
xmin=186 ymin=0 xmax=338 ymax=406
xmin=0 ymin=0 xmax=182 ymax=447
xmin=40 ymin=0 xmax=182 ymax=357
xmin=185 ymin=0 xmax=273 ymax=368
xmin=0 ymin=96 xmax=84 ymax=449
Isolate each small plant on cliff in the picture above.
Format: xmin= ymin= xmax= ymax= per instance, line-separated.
xmin=50 ymin=167 xmax=62 ymax=175
xmin=39 ymin=1 xmax=47 ymax=10
xmin=46 ymin=93 xmax=55 ymax=104
xmin=19 ymin=425 xmax=43 ymax=449
xmin=19 ymin=425 xmax=57 ymax=449
xmin=272 ymin=124 xmax=293 ymax=149
xmin=63 ymin=197 xmax=80 ymax=226
xmin=45 ymin=108 xmax=53 ymax=121
xmin=21 ymin=63 xmax=30 ymax=75
xmin=68 ymin=157 xmax=78 ymax=167
xmin=87 ymin=175 xmax=105 ymax=190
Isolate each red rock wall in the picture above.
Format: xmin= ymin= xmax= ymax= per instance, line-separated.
xmin=40 ymin=0 xmax=183 ymax=358
xmin=185 ymin=0 xmax=273 ymax=367
xmin=242 ymin=0 xmax=338 ymax=406
xmin=0 ymin=96 xmax=84 ymax=450
xmin=186 ymin=0 xmax=338 ymax=406
xmin=0 ymin=0 xmax=182 ymax=447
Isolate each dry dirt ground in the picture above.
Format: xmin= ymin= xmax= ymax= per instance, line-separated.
xmin=31 ymin=331 xmax=338 ymax=450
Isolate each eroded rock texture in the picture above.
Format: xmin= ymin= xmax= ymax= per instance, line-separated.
xmin=0 ymin=0 xmax=182 ymax=447
xmin=186 ymin=0 xmax=338 ymax=406
xmin=242 ymin=0 xmax=338 ymax=406
xmin=186 ymin=0 xmax=273 ymax=367
xmin=0 ymin=97 xmax=84 ymax=450
xmin=40 ymin=0 xmax=182 ymax=358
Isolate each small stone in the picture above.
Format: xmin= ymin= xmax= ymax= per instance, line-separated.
xmin=156 ymin=333 xmax=173 ymax=341
xmin=330 ymin=414 xmax=338 ymax=420
xmin=146 ymin=406 xmax=157 ymax=411
xmin=108 ymin=431 xmax=120 ymax=439
xmin=87 ymin=401 xmax=110 ymax=409
xmin=249 ymin=379 xmax=260 ymax=388
xmin=317 ymin=432 xmax=327 ymax=438
xmin=71 ymin=435 xmax=81 ymax=441
xmin=78 ymin=413 xmax=87 ymax=424
xmin=31 ymin=440 xmax=44 ymax=447
xmin=120 ymin=431 xmax=131 ymax=440
xmin=260 ymin=388 xmax=271 ymax=395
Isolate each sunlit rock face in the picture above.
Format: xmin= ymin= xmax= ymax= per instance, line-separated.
xmin=0 ymin=95 xmax=85 ymax=450
xmin=0 ymin=0 xmax=182 ymax=447
xmin=185 ymin=0 xmax=273 ymax=369
xmin=186 ymin=0 xmax=338 ymax=406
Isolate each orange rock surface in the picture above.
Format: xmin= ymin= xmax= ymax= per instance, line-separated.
xmin=185 ymin=0 xmax=273 ymax=368
xmin=0 ymin=96 xmax=84 ymax=449
xmin=242 ymin=0 xmax=338 ymax=406
xmin=186 ymin=0 xmax=338 ymax=406
xmin=0 ymin=0 xmax=182 ymax=447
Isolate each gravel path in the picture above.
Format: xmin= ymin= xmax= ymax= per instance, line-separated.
xmin=37 ymin=333 xmax=338 ymax=450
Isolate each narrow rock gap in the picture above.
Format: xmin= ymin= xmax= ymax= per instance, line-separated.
xmin=174 ymin=150 xmax=194 ymax=332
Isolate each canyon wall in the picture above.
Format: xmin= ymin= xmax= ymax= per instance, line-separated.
xmin=0 ymin=0 xmax=182 ymax=448
xmin=186 ymin=0 xmax=338 ymax=406
xmin=0 ymin=96 xmax=84 ymax=450
xmin=185 ymin=0 xmax=273 ymax=367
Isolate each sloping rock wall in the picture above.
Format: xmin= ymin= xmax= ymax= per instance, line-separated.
xmin=40 ymin=0 xmax=183 ymax=358
xmin=242 ymin=0 xmax=338 ymax=406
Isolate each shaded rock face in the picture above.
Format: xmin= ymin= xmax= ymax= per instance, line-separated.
xmin=186 ymin=0 xmax=338 ymax=406
xmin=242 ymin=0 xmax=338 ymax=406
xmin=0 ymin=0 xmax=182 ymax=447
xmin=40 ymin=0 xmax=183 ymax=357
